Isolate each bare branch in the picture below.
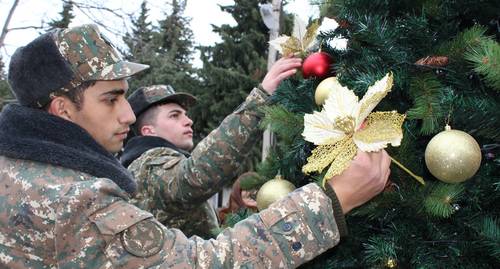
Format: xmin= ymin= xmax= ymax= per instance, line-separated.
xmin=0 ymin=98 xmax=17 ymax=105
xmin=0 ymin=0 xmax=20 ymax=48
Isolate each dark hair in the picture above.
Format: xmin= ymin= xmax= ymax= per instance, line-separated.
xmin=41 ymin=80 xmax=97 ymax=111
xmin=131 ymin=99 xmax=179 ymax=136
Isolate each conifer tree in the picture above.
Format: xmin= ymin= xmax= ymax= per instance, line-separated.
xmin=123 ymin=1 xmax=156 ymax=91
xmin=124 ymin=0 xmax=198 ymax=95
xmin=0 ymin=56 xmax=14 ymax=110
xmin=228 ymin=0 xmax=499 ymax=267
xmin=47 ymin=1 xmax=75 ymax=30
xmin=191 ymin=0 xmax=293 ymax=173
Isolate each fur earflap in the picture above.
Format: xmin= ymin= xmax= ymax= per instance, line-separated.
xmin=8 ymin=31 xmax=76 ymax=107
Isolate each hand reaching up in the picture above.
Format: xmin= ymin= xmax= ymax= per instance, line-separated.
xmin=261 ymin=53 xmax=302 ymax=94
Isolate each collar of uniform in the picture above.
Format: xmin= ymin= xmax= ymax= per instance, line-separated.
xmin=121 ymin=136 xmax=191 ymax=168
xmin=0 ymin=103 xmax=137 ymax=194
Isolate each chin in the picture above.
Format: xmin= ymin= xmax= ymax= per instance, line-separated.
xmin=107 ymin=145 xmax=122 ymax=154
xmin=181 ymin=143 xmax=194 ymax=152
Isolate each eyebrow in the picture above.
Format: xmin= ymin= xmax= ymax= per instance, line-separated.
xmin=168 ymin=109 xmax=185 ymax=115
xmin=101 ymin=89 xmax=126 ymax=96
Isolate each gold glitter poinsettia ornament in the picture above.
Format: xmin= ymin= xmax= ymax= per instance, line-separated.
xmin=269 ymin=14 xmax=319 ymax=57
xmin=302 ymin=73 xmax=408 ymax=188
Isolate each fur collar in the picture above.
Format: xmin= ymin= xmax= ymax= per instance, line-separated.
xmin=121 ymin=136 xmax=191 ymax=167
xmin=0 ymin=103 xmax=137 ymax=194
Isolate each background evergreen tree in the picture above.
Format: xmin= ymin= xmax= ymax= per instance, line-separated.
xmin=122 ymin=1 xmax=155 ymax=91
xmin=229 ymin=0 xmax=500 ymax=267
xmin=190 ymin=0 xmax=293 ymax=174
xmin=124 ymin=0 xmax=198 ymax=94
xmin=0 ymin=56 xmax=14 ymax=110
xmin=47 ymin=1 xmax=75 ymax=30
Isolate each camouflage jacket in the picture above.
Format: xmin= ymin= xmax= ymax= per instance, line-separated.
xmin=123 ymin=87 xmax=269 ymax=239
xmin=0 ymin=103 xmax=343 ymax=268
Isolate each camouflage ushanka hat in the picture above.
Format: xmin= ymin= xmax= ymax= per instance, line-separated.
xmin=8 ymin=24 xmax=149 ymax=108
xmin=128 ymin=85 xmax=198 ymax=117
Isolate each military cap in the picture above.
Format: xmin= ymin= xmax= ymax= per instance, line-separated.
xmin=8 ymin=24 xmax=149 ymax=108
xmin=128 ymin=85 xmax=198 ymax=117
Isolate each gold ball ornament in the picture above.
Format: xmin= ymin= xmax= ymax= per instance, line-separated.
xmin=425 ymin=126 xmax=482 ymax=183
xmin=256 ymin=175 xmax=296 ymax=211
xmin=315 ymin=77 xmax=341 ymax=105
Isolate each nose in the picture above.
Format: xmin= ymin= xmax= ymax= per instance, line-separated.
xmin=120 ymin=99 xmax=136 ymax=125
xmin=184 ymin=115 xmax=193 ymax=127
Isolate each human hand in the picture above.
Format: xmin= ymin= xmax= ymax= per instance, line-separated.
xmin=326 ymin=149 xmax=391 ymax=214
xmin=261 ymin=53 xmax=302 ymax=94
xmin=241 ymin=190 xmax=258 ymax=208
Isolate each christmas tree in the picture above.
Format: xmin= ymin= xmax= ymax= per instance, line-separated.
xmin=226 ymin=0 xmax=500 ymax=267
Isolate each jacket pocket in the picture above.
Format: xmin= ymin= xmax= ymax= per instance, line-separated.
xmin=90 ymin=199 xmax=154 ymax=236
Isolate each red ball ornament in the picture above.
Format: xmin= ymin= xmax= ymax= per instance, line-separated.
xmin=302 ymin=52 xmax=336 ymax=81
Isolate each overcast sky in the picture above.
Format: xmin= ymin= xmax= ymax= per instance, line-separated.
xmin=1 ymin=0 xmax=327 ymax=67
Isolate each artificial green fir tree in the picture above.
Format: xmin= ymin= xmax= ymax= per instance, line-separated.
xmin=229 ymin=0 xmax=500 ymax=267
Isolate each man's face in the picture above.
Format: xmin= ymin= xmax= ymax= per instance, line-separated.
xmin=148 ymin=103 xmax=194 ymax=151
xmin=66 ymin=79 xmax=135 ymax=153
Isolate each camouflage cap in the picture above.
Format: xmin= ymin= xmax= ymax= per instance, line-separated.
xmin=128 ymin=85 xmax=198 ymax=117
xmin=8 ymin=24 xmax=149 ymax=108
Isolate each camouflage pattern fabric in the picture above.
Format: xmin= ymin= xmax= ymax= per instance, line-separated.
xmin=35 ymin=24 xmax=149 ymax=108
xmin=0 ymin=155 xmax=342 ymax=268
xmin=127 ymin=87 xmax=269 ymax=239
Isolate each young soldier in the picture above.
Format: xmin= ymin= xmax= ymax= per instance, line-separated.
xmin=121 ymin=64 xmax=297 ymax=238
xmin=0 ymin=24 xmax=391 ymax=268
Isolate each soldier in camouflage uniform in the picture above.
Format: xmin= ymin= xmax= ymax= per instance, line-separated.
xmin=120 ymin=77 xmax=286 ymax=238
xmin=0 ymin=23 xmax=391 ymax=268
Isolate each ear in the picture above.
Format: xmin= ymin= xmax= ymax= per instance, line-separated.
xmin=47 ymin=96 xmax=74 ymax=121
xmin=141 ymin=125 xmax=156 ymax=136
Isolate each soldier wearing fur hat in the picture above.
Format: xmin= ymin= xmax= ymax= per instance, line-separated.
xmin=0 ymin=24 xmax=391 ymax=268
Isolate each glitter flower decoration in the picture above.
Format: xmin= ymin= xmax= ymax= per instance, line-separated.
xmin=302 ymin=73 xmax=407 ymax=187
xmin=269 ymin=14 xmax=319 ymax=57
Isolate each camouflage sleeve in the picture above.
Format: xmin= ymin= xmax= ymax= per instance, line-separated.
xmin=102 ymin=183 xmax=341 ymax=268
xmin=131 ymin=87 xmax=269 ymax=207
xmin=0 ymin=168 xmax=340 ymax=268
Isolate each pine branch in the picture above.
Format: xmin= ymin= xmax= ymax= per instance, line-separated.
xmin=475 ymin=218 xmax=500 ymax=259
xmin=464 ymin=38 xmax=500 ymax=92
xmin=423 ymin=181 xmax=466 ymax=218
xmin=437 ymin=25 xmax=487 ymax=60
xmin=406 ymin=72 xmax=447 ymax=135
xmin=258 ymin=105 xmax=304 ymax=141
xmin=363 ymin=236 xmax=398 ymax=265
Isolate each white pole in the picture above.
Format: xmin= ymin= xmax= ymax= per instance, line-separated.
xmin=262 ymin=0 xmax=282 ymax=162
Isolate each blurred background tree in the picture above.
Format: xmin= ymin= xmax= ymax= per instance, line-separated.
xmin=189 ymin=0 xmax=294 ymax=174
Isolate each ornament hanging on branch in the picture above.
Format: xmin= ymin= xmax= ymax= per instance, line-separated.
xmin=331 ymin=16 xmax=351 ymax=29
xmin=302 ymin=52 xmax=336 ymax=81
xmin=256 ymin=175 xmax=296 ymax=211
xmin=415 ymin=56 xmax=449 ymax=70
xmin=315 ymin=76 xmax=341 ymax=105
xmin=302 ymin=73 xmax=425 ymax=187
xmin=425 ymin=125 xmax=482 ymax=183
xmin=269 ymin=14 xmax=319 ymax=57
xmin=269 ymin=14 xmax=336 ymax=80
